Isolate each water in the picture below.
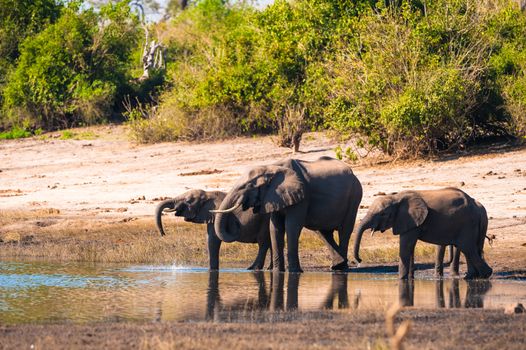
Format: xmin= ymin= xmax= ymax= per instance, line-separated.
xmin=0 ymin=260 xmax=525 ymax=324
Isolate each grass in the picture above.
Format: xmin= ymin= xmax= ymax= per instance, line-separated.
xmin=0 ymin=210 xmax=436 ymax=267
xmin=0 ymin=126 xmax=41 ymax=139
xmin=5 ymin=309 xmax=525 ymax=349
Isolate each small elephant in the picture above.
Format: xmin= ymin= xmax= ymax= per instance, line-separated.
xmin=211 ymin=156 xmax=363 ymax=272
xmin=155 ymin=189 xmax=271 ymax=270
xmin=353 ymin=188 xmax=491 ymax=279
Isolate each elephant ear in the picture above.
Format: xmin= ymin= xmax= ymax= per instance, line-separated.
xmin=393 ymin=194 xmax=428 ymax=235
xmin=195 ymin=196 xmax=217 ymax=224
xmin=261 ymin=166 xmax=305 ymax=213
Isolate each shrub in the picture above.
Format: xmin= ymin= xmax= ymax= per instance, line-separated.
xmin=0 ymin=0 xmax=63 ymax=119
xmin=324 ymin=0 xmax=522 ymax=156
xmin=1 ymin=1 xmax=141 ymax=130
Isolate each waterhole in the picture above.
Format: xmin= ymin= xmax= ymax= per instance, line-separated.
xmin=0 ymin=261 xmax=525 ymax=324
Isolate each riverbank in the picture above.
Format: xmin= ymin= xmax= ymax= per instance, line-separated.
xmin=1 ymin=125 xmax=525 ymax=274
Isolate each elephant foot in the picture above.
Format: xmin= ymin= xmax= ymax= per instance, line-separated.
xmin=266 ymin=263 xmax=274 ymax=270
xmin=247 ymin=265 xmax=263 ymax=271
xmin=331 ymin=261 xmax=349 ymax=271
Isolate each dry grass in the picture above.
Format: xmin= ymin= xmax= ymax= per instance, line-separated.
xmin=0 ymin=210 xmax=438 ymax=266
xmin=2 ymin=309 xmax=525 ymax=350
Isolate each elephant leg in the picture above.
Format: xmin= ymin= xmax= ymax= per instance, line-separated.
xmin=248 ymin=240 xmax=270 ymax=270
xmin=449 ymin=279 xmax=461 ymax=308
xmin=285 ymin=217 xmax=303 ymax=273
xmin=206 ymin=271 xmax=220 ymax=320
xmin=338 ymin=192 xmax=361 ymax=267
xmin=398 ymin=232 xmax=418 ymax=279
xmin=207 ymin=225 xmax=222 ymax=271
xmin=398 ymin=279 xmax=414 ymax=306
xmin=267 ymin=245 xmax=274 ymax=270
xmin=465 ymin=258 xmax=478 ymax=280
xmin=409 ymin=253 xmax=415 ymax=279
xmin=335 ymin=274 xmax=349 ymax=309
xmin=270 ymin=270 xmax=284 ymax=311
xmin=315 ymin=230 xmax=346 ymax=270
xmin=450 ymin=246 xmax=461 ymax=277
xmin=434 ymin=245 xmax=446 ymax=277
xmin=463 ymin=249 xmax=492 ymax=279
xmin=435 ymin=279 xmax=445 ymax=308
xmin=270 ymin=214 xmax=286 ymax=272
xmin=286 ymin=273 xmax=301 ymax=310
xmin=252 ymin=271 xmax=269 ymax=309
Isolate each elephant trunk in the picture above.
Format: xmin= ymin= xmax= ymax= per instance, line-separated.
xmin=155 ymin=199 xmax=182 ymax=236
xmin=213 ymin=193 xmax=243 ymax=243
xmin=353 ymin=214 xmax=374 ymax=264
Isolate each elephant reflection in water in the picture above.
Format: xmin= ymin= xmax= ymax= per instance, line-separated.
xmin=205 ymin=272 xmax=355 ymax=320
xmin=398 ymin=279 xmax=492 ymax=308
xmin=205 ymin=271 xmax=299 ymax=320
xmin=321 ymin=273 xmax=361 ymax=310
xmin=435 ymin=279 xmax=492 ymax=308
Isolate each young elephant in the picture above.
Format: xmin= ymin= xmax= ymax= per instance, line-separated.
xmin=155 ymin=189 xmax=271 ymax=270
xmin=353 ymin=188 xmax=491 ymax=279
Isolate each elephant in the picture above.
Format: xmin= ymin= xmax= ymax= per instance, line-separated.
xmin=353 ymin=187 xmax=491 ymax=280
xmin=211 ymin=156 xmax=363 ymax=273
xmin=155 ymin=189 xmax=271 ymax=270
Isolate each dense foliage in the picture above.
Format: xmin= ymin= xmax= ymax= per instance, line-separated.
xmin=1 ymin=0 xmax=525 ymax=157
xmin=0 ymin=1 xmax=142 ymax=130
xmin=127 ymin=0 xmax=526 ymax=156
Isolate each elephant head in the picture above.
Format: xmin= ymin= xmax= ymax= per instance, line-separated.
xmin=155 ymin=189 xmax=224 ymax=236
xmin=211 ymin=164 xmax=305 ymax=242
xmin=353 ymin=192 xmax=428 ymax=263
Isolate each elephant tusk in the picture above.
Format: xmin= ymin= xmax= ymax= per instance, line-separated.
xmin=209 ymin=202 xmax=241 ymax=214
xmin=370 ymin=229 xmax=376 ymax=237
xmin=163 ymin=208 xmax=177 ymax=212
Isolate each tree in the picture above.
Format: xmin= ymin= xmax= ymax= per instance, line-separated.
xmin=2 ymin=1 xmax=142 ymax=129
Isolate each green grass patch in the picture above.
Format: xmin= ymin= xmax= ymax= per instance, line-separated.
xmin=0 ymin=126 xmax=41 ymax=140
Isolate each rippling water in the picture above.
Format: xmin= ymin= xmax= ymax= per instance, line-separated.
xmin=0 ymin=260 xmax=525 ymax=324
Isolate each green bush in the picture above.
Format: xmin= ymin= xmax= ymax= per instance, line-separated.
xmin=323 ymin=0 xmax=508 ymax=155
xmin=0 ymin=0 xmax=63 ymax=118
xmin=1 ymin=1 xmax=141 ymax=130
xmin=129 ymin=0 xmax=366 ymax=142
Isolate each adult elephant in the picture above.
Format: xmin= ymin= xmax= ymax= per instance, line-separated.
xmin=212 ymin=157 xmax=363 ymax=273
xmin=155 ymin=189 xmax=271 ymax=270
xmin=353 ymin=188 xmax=491 ymax=279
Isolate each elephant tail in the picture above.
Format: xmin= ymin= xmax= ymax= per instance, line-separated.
xmin=478 ymin=203 xmax=489 ymax=256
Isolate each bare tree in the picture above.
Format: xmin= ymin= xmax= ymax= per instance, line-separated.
xmin=129 ymin=0 xmax=165 ymax=80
